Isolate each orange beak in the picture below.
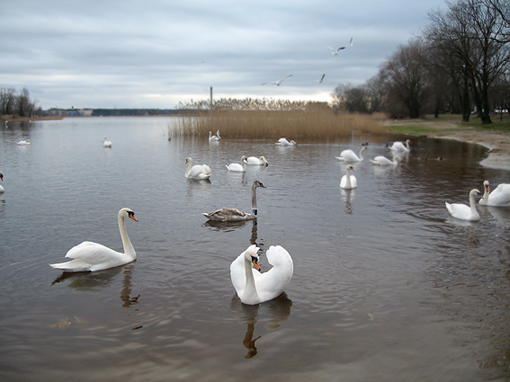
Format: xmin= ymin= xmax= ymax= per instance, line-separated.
xmin=251 ymin=257 xmax=261 ymax=272
xmin=129 ymin=215 xmax=138 ymax=222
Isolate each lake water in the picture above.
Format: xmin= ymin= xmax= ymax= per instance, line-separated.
xmin=1 ymin=117 xmax=509 ymax=382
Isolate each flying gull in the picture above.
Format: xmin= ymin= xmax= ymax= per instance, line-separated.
xmin=262 ymin=75 xmax=293 ymax=86
xmin=328 ymin=37 xmax=353 ymax=55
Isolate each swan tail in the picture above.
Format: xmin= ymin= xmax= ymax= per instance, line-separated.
xmin=49 ymin=259 xmax=92 ymax=272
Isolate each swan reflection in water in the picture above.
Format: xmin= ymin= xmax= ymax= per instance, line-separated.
xmin=51 ymin=264 xmax=140 ymax=308
xmin=229 ymin=292 xmax=292 ymax=358
xmin=340 ymin=188 xmax=355 ymax=215
xmin=204 ymin=219 xmax=261 ymax=246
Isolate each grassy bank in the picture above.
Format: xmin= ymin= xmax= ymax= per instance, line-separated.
xmin=174 ymin=98 xmax=387 ymax=140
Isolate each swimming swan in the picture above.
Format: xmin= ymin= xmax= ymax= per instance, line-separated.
xmin=246 ymin=156 xmax=269 ymax=166
xmin=17 ymin=139 xmax=30 ymax=145
xmin=479 ymin=180 xmax=510 ymax=207
xmin=445 ymin=189 xmax=481 ymax=221
xmin=336 ymin=147 xmax=367 ymax=161
xmin=230 ymin=244 xmax=293 ymax=305
xmin=185 ymin=157 xmax=212 ymax=179
xmin=103 ymin=136 xmax=112 ymax=148
xmin=340 ymin=165 xmax=357 ymax=189
xmin=50 ymin=208 xmax=138 ymax=272
xmin=275 ymin=138 xmax=296 ymax=146
xmin=370 ymin=156 xmax=402 ymax=165
xmin=389 ymin=139 xmax=410 ymax=152
xmin=202 ymin=180 xmax=265 ymax=221
xmin=209 ymin=130 xmax=221 ymax=142
xmin=226 ymin=156 xmax=248 ymax=172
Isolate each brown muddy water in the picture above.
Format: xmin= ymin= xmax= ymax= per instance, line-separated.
xmin=0 ymin=117 xmax=509 ymax=381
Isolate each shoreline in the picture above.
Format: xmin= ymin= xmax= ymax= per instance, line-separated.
xmin=385 ymin=118 xmax=510 ymax=171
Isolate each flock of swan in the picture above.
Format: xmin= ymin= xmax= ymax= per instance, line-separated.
xmin=46 ymin=134 xmax=297 ymax=306
xmin=336 ymin=138 xmax=510 ymax=220
xmin=5 ymin=131 xmax=506 ymax=307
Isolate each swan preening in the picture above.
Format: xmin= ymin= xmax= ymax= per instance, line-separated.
xmin=370 ymin=156 xmax=402 ymax=165
xmin=209 ymin=130 xmax=221 ymax=142
xmin=328 ymin=37 xmax=353 ymax=55
xmin=17 ymin=139 xmax=30 ymax=145
xmin=202 ymin=180 xmax=265 ymax=221
xmin=480 ymin=180 xmax=510 ymax=207
xmin=226 ymin=156 xmax=248 ymax=172
xmin=185 ymin=157 xmax=212 ymax=179
xmin=262 ymin=75 xmax=293 ymax=86
xmin=275 ymin=138 xmax=296 ymax=146
xmin=336 ymin=147 xmax=367 ymax=162
xmin=50 ymin=208 xmax=138 ymax=272
xmin=0 ymin=171 xmax=4 ymax=193
xmin=445 ymin=189 xmax=481 ymax=221
xmin=340 ymin=165 xmax=357 ymax=189
xmin=103 ymin=136 xmax=112 ymax=148
xmin=389 ymin=139 xmax=411 ymax=152
xmin=246 ymin=156 xmax=269 ymax=166
xmin=230 ymin=244 xmax=293 ymax=305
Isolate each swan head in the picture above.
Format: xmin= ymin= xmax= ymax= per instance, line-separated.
xmin=244 ymin=247 xmax=261 ymax=272
xmin=260 ymin=156 xmax=269 ymax=166
xmin=185 ymin=157 xmax=192 ymax=164
xmin=119 ymin=208 xmax=138 ymax=222
xmin=253 ymin=180 xmax=266 ymax=189
xmin=482 ymin=180 xmax=490 ymax=196
xmin=346 ymin=165 xmax=355 ymax=172
xmin=241 ymin=156 xmax=248 ymax=164
xmin=0 ymin=171 xmax=3 ymax=181
xmin=470 ymin=189 xmax=482 ymax=199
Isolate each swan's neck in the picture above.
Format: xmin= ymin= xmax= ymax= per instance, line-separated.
xmin=469 ymin=193 xmax=478 ymax=215
xmin=345 ymin=168 xmax=352 ymax=187
xmin=358 ymin=148 xmax=365 ymax=160
xmin=118 ymin=215 xmax=136 ymax=258
xmin=185 ymin=159 xmax=193 ymax=176
xmin=251 ymin=184 xmax=258 ymax=215
xmin=243 ymin=256 xmax=259 ymax=302
xmin=483 ymin=186 xmax=490 ymax=202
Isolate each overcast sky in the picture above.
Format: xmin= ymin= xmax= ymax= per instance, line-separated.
xmin=1 ymin=0 xmax=447 ymax=110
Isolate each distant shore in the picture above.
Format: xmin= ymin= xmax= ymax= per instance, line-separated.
xmin=0 ymin=115 xmax=63 ymax=122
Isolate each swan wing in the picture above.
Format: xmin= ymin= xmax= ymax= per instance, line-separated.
xmin=202 ymin=208 xmax=254 ymax=221
xmin=226 ymin=163 xmax=245 ymax=172
xmin=65 ymin=241 xmax=122 ymax=265
xmin=489 ymin=184 xmax=510 ymax=206
xmin=256 ymin=246 xmax=293 ymax=302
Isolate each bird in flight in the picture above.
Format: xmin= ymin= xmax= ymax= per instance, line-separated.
xmin=262 ymin=75 xmax=293 ymax=86
xmin=329 ymin=37 xmax=353 ymax=55
xmin=316 ymin=74 xmax=325 ymax=83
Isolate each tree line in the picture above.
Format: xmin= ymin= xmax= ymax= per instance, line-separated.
xmin=333 ymin=0 xmax=510 ymax=124
xmin=0 ymin=87 xmax=40 ymax=118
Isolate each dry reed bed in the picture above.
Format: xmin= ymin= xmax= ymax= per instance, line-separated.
xmin=174 ymin=98 xmax=387 ymax=141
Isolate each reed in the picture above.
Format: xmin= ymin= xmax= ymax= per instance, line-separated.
xmin=174 ymin=98 xmax=387 ymax=141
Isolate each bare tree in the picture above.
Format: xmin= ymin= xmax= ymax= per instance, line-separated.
xmin=0 ymin=88 xmax=17 ymax=115
xmin=380 ymin=39 xmax=431 ymax=118
xmin=426 ymin=0 xmax=510 ymax=124
xmin=332 ymin=84 xmax=370 ymax=113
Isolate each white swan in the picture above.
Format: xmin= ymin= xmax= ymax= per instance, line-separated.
xmin=445 ymin=189 xmax=481 ymax=221
xmin=389 ymin=139 xmax=410 ymax=152
xmin=479 ymin=180 xmax=510 ymax=207
xmin=185 ymin=157 xmax=212 ymax=179
xmin=103 ymin=136 xmax=112 ymax=148
xmin=0 ymin=171 xmax=4 ymax=193
xmin=370 ymin=156 xmax=402 ymax=165
xmin=275 ymin=138 xmax=297 ymax=146
xmin=50 ymin=208 xmax=138 ymax=272
xmin=17 ymin=139 xmax=30 ymax=145
xmin=209 ymin=130 xmax=221 ymax=142
xmin=246 ymin=156 xmax=269 ymax=166
xmin=226 ymin=156 xmax=248 ymax=172
xmin=230 ymin=244 xmax=293 ymax=305
xmin=336 ymin=147 xmax=367 ymax=161
xmin=340 ymin=165 xmax=357 ymax=189
xmin=202 ymin=180 xmax=266 ymax=221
